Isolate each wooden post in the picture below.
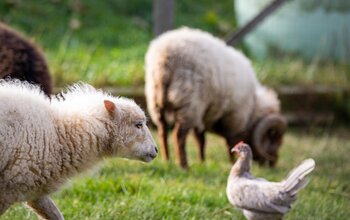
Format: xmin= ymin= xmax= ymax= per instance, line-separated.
xmin=153 ymin=0 xmax=175 ymax=37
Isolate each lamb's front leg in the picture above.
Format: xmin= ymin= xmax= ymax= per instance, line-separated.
xmin=26 ymin=196 xmax=64 ymax=220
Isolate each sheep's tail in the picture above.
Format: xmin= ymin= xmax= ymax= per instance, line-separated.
xmin=283 ymin=158 xmax=315 ymax=195
xmin=145 ymin=68 xmax=168 ymax=125
xmin=145 ymin=43 xmax=171 ymax=120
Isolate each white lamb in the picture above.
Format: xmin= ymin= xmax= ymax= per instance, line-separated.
xmin=145 ymin=27 xmax=287 ymax=169
xmin=0 ymin=80 xmax=158 ymax=219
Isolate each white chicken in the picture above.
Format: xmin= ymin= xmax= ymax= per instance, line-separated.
xmin=226 ymin=141 xmax=315 ymax=220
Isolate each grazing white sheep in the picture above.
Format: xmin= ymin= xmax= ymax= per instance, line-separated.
xmin=145 ymin=27 xmax=286 ymax=169
xmin=0 ymin=80 xmax=158 ymax=219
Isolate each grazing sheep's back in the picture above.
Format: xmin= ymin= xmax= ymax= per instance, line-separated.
xmin=0 ymin=23 xmax=52 ymax=95
xmin=145 ymin=27 xmax=258 ymax=132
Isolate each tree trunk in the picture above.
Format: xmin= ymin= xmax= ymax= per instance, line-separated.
xmin=153 ymin=0 xmax=175 ymax=37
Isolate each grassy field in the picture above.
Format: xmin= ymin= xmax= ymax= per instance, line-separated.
xmin=2 ymin=128 xmax=349 ymax=220
xmin=1 ymin=0 xmax=349 ymax=88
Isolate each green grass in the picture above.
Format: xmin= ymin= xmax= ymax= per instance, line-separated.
xmin=2 ymin=128 xmax=349 ymax=219
xmin=255 ymin=58 xmax=350 ymax=87
xmin=1 ymin=0 xmax=349 ymax=88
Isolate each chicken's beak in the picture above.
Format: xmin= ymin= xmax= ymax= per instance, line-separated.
xmin=231 ymin=147 xmax=237 ymax=153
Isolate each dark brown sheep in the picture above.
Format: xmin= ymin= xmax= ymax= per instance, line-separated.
xmin=0 ymin=22 xmax=52 ymax=95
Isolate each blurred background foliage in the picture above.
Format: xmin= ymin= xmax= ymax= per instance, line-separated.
xmin=1 ymin=0 xmax=348 ymax=88
xmin=0 ymin=0 xmax=237 ymax=87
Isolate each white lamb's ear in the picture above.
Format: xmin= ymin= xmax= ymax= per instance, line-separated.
xmin=104 ymin=100 xmax=116 ymax=114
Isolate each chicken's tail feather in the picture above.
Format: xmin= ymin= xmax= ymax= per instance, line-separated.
xmin=283 ymin=159 xmax=315 ymax=195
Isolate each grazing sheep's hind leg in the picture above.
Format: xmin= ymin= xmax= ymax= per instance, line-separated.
xmin=157 ymin=115 xmax=170 ymax=161
xmin=194 ymin=128 xmax=206 ymax=162
xmin=26 ymin=196 xmax=64 ymax=220
xmin=173 ymin=122 xmax=190 ymax=169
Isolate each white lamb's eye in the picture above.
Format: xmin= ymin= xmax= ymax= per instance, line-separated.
xmin=135 ymin=122 xmax=143 ymax=129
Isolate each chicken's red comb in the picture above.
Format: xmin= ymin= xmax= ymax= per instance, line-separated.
xmin=234 ymin=141 xmax=245 ymax=149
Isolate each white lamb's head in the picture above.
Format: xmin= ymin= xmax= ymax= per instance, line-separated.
xmin=103 ymin=99 xmax=158 ymax=162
